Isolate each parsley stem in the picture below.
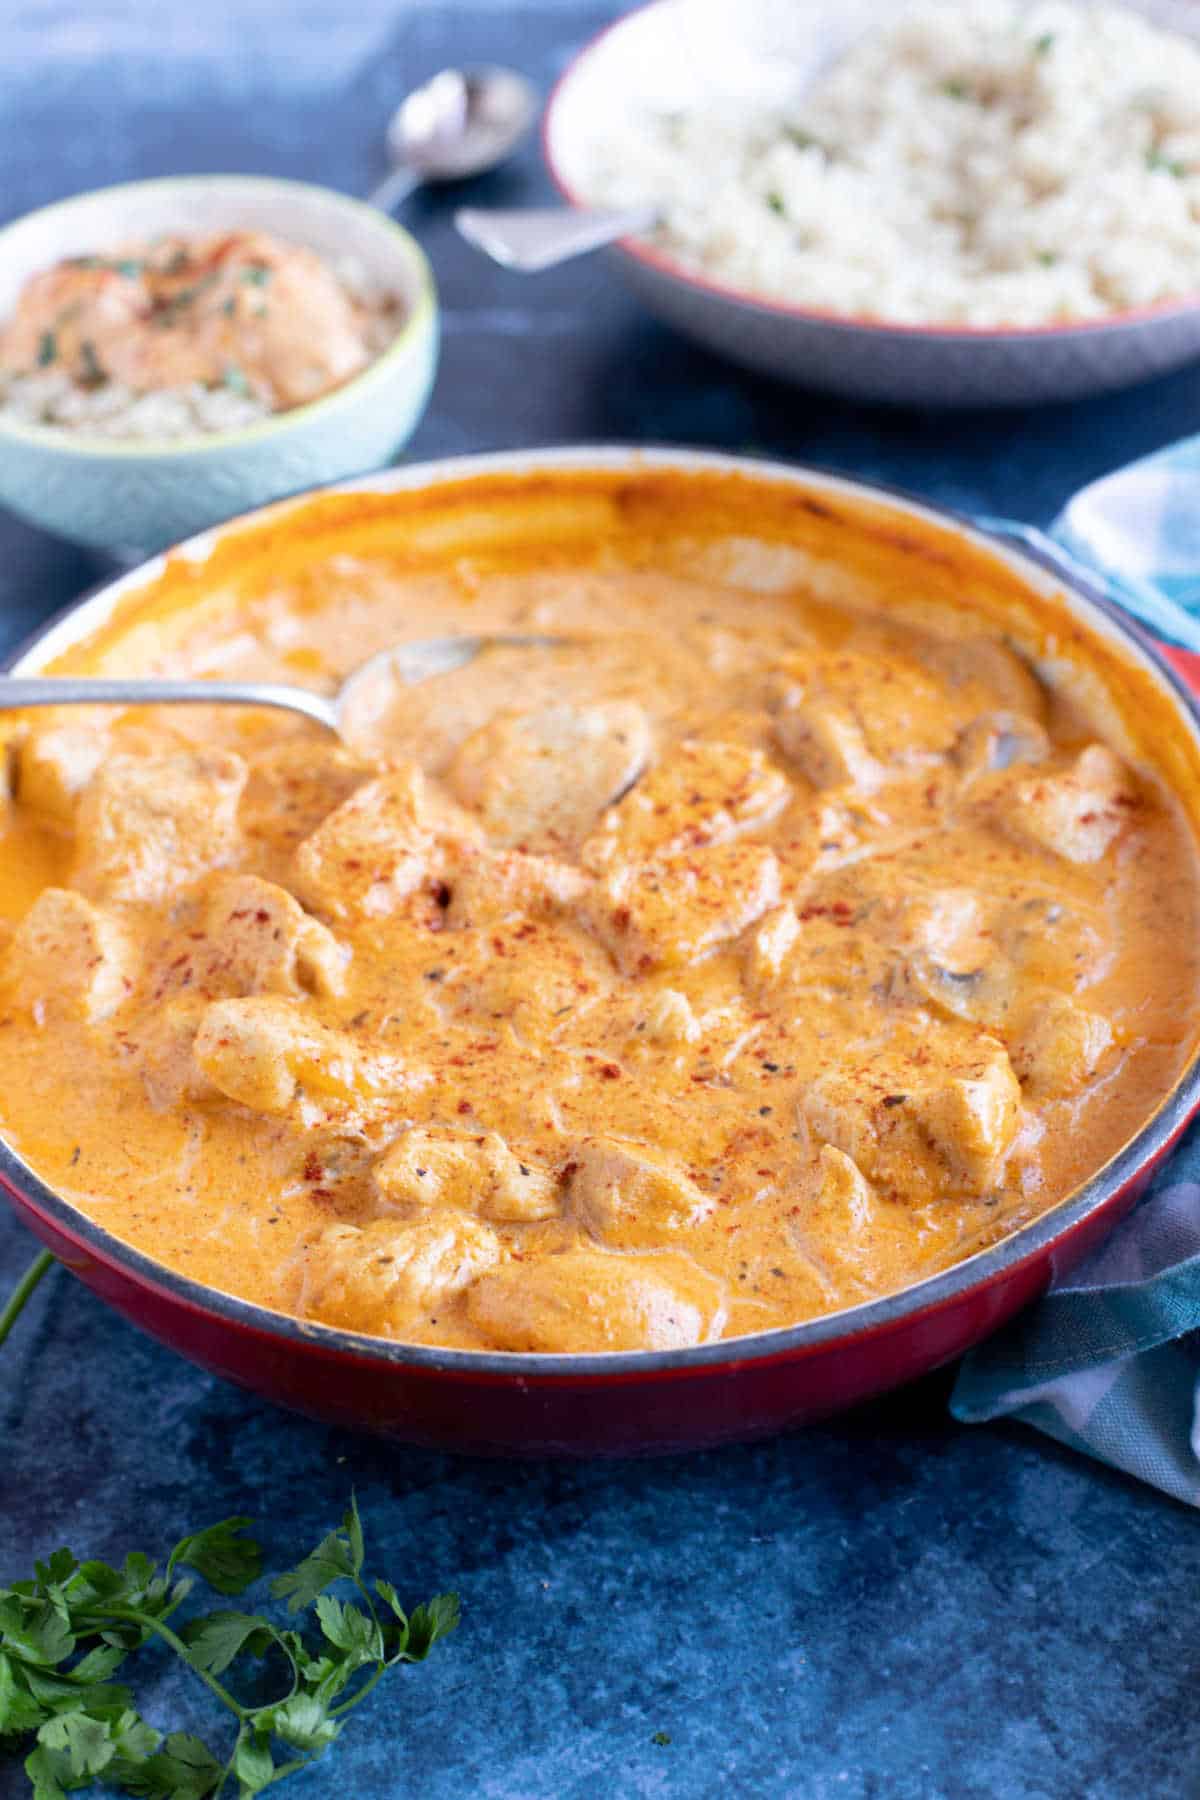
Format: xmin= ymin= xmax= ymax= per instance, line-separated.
xmin=328 ymin=1659 xmax=387 ymax=1719
xmin=0 ymin=1249 xmax=55 ymax=1349
xmin=99 ymin=1607 xmax=248 ymax=1720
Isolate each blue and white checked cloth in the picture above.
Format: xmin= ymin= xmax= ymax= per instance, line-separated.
xmin=950 ymin=436 xmax=1200 ymax=1507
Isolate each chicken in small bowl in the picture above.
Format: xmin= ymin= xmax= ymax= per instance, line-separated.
xmin=0 ymin=177 xmax=437 ymax=553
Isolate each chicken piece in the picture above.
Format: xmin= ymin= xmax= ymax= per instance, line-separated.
xmin=802 ymin=1030 xmax=1021 ymax=1197
xmin=1005 ymin=746 xmax=1136 ymax=864
xmin=586 ymin=844 xmax=781 ymax=975
xmin=373 ymin=1127 xmax=559 ymax=1223
xmin=441 ymin=847 xmax=587 ymax=929
xmin=581 ymin=740 xmax=790 ymax=870
xmin=1 ymin=887 xmax=134 ymax=1023
xmin=743 ymin=905 xmax=801 ymax=992
xmin=465 ymin=1246 xmax=726 ymax=1352
xmin=952 ymin=711 xmax=1050 ymax=782
xmin=788 ymin=1145 xmax=885 ymax=1296
xmin=774 ymin=702 xmax=883 ymax=793
xmin=15 ymin=723 xmax=107 ymax=823
xmin=71 ymin=750 xmax=246 ymax=904
xmin=810 ymin=1145 xmax=873 ymax=1236
xmin=921 ymin=638 xmax=1047 ymax=721
xmin=0 ymin=256 xmax=146 ymax=377
xmin=743 ymin=899 xmax=893 ymax=1009
xmin=130 ymin=997 xmax=220 ymax=1110
xmin=441 ymin=929 xmax=611 ymax=1037
xmin=292 ymin=765 xmax=480 ymax=922
xmin=201 ymin=874 xmax=346 ymax=997
xmin=447 ymin=701 xmax=651 ymax=852
xmin=770 ymin=648 xmax=975 ymax=786
xmin=912 ymin=1048 xmax=1023 ymax=1190
xmin=240 ymin=740 xmax=369 ymax=852
xmin=566 ymin=1136 xmax=714 ymax=1249
xmin=192 ymin=997 xmax=408 ymax=1118
xmin=639 ymin=988 xmax=701 ymax=1047
xmin=1010 ymin=994 xmax=1113 ymax=1096
xmin=300 ymin=1213 xmax=501 ymax=1336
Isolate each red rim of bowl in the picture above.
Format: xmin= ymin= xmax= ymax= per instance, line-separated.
xmin=542 ymin=0 xmax=1200 ymax=344
xmin=3 ymin=444 xmax=1200 ymax=1378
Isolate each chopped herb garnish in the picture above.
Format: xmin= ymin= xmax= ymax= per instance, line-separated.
xmin=77 ymin=340 xmax=107 ymax=389
xmin=766 ymin=191 xmax=786 ymax=216
xmin=241 ymin=264 xmax=272 ymax=287
xmin=154 ymin=269 xmax=220 ymax=326
xmin=651 ymin=1731 xmax=672 ymax=1746
xmin=1036 ymin=250 xmax=1058 ymax=267
xmin=1033 ymin=31 xmax=1055 ymax=56
xmin=36 ymin=331 xmax=57 ymax=367
xmin=940 ymin=79 xmax=971 ymax=100
xmin=221 ymin=364 xmax=252 ymax=397
xmin=67 ymin=255 xmax=102 ymax=271
xmin=1146 ymin=148 xmax=1188 ymax=177
xmin=785 ymin=127 xmax=818 ymax=151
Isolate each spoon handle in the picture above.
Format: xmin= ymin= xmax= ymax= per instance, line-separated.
xmin=455 ymin=204 xmax=659 ymax=272
xmin=366 ymin=165 xmax=423 ymax=214
xmin=0 ymin=677 xmax=339 ymax=733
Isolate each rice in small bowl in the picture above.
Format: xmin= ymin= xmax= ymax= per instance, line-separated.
xmin=0 ymin=177 xmax=438 ymax=552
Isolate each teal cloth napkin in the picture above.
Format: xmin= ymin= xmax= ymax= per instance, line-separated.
xmin=950 ymin=438 xmax=1200 ymax=1506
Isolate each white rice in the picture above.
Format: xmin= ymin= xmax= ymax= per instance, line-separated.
xmin=0 ymin=370 xmax=272 ymax=440
xmin=579 ymin=0 xmax=1200 ymax=327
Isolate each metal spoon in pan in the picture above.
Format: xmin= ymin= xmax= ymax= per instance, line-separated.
xmin=367 ymin=66 xmax=540 ymax=214
xmin=0 ymin=634 xmax=575 ymax=741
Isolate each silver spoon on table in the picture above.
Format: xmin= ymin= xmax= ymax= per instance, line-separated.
xmin=367 ymin=66 xmax=540 ymax=214
xmin=368 ymin=65 xmax=652 ymax=266
xmin=0 ymin=634 xmax=574 ymax=741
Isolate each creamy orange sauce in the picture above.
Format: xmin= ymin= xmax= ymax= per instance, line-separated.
xmin=0 ymin=231 xmax=400 ymax=412
xmin=1 ymin=469 xmax=1198 ymax=1354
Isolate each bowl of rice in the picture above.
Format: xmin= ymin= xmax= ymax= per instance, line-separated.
xmin=0 ymin=175 xmax=438 ymax=552
xmin=546 ymin=0 xmax=1200 ymax=405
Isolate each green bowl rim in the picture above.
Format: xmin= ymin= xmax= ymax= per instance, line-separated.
xmin=0 ymin=173 xmax=438 ymax=460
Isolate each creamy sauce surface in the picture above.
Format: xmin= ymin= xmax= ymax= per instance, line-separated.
xmin=1 ymin=480 xmax=1198 ymax=1354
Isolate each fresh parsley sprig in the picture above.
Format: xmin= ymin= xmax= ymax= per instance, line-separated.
xmin=0 ymin=1499 xmax=459 ymax=1799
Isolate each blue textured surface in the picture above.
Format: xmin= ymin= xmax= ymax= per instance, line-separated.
xmin=3 ymin=5 xmax=1200 ymax=1795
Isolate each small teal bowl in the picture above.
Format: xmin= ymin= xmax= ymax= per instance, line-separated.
xmin=0 ymin=175 xmax=439 ymax=555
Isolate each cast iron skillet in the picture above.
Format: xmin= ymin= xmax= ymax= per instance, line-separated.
xmin=4 ymin=446 xmax=1199 ymax=1456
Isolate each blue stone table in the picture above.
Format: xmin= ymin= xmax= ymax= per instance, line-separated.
xmin=4 ymin=5 xmax=1200 ymax=1795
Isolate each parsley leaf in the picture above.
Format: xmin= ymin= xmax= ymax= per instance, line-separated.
xmin=270 ymin=1499 xmax=362 ymax=1614
xmin=169 ymin=1522 xmax=261 ymax=1598
xmin=115 ymin=1732 xmax=222 ymax=1798
xmin=182 ymin=1614 xmax=272 ymax=1679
